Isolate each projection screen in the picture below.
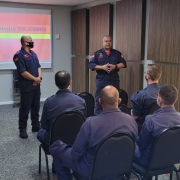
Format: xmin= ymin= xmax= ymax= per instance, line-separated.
xmin=0 ymin=7 xmax=52 ymax=69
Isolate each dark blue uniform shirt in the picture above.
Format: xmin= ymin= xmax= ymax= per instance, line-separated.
xmin=50 ymin=108 xmax=138 ymax=179
xmin=13 ymin=48 xmax=41 ymax=92
xmin=38 ymin=89 xmax=86 ymax=145
xmin=89 ymin=48 xmax=126 ymax=86
xmin=135 ymin=106 xmax=180 ymax=166
xmin=130 ymin=83 xmax=161 ymax=125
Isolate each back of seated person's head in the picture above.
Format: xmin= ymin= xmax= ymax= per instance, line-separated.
xmin=99 ymin=85 xmax=120 ymax=109
xmin=147 ymin=64 xmax=162 ymax=81
xmin=55 ymin=70 xmax=71 ymax=89
xmin=158 ymin=84 xmax=178 ymax=106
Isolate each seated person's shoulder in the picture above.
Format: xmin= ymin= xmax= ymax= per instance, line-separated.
xmin=44 ymin=95 xmax=55 ymax=103
xmin=131 ymin=88 xmax=146 ymax=101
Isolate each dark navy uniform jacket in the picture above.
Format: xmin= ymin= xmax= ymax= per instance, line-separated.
xmin=89 ymin=48 xmax=126 ymax=86
xmin=13 ymin=48 xmax=41 ymax=92
xmin=50 ymin=108 xmax=138 ymax=179
xmin=135 ymin=106 xmax=180 ymax=166
xmin=130 ymin=83 xmax=161 ymax=125
xmin=38 ymin=89 xmax=86 ymax=145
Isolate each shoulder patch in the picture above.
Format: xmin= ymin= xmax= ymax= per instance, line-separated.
xmin=15 ymin=50 xmax=20 ymax=55
xmin=90 ymin=55 xmax=94 ymax=59
xmin=13 ymin=56 xmax=18 ymax=62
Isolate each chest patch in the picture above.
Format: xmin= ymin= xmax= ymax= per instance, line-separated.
xmin=98 ymin=53 xmax=103 ymax=58
xmin=24 ymin=54 xmax=29 ymax=58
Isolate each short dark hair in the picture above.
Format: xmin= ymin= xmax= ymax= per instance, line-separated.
xmin=147 ymin=64 xmax=162 ymax=81
xmin=55 ymin=70 xmax=70 ymax=89
xmin=159 ymin=84 xmax=178 ymax=105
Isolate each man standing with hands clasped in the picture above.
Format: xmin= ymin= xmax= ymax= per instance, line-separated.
xmin=13 ymin=35 xmax=42 ymax=139
xmin=89 ymin=35 xmax=126 ymax=115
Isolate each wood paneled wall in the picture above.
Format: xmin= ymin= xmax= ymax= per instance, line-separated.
xmin=72 ymin=57 xmax=89 ymax=94
xmin=119 ymin=62 xmax=143 ymax=106
xmin=89 ymin=3 xmax=113 ymax=96
xmin=71 ymin=9 xmax=89 ymax=56
xmin=116 ymin=0 xmax=145 ymax=105
xmin=159 ymin=64 xmax=180 ymax=110
xmin=148 ymin=0 xmax=180 ymax=63
xmin=116 ymin=0 xmax=146 ymax=60
xmin=71 ymin=9 xmax=89 ymax=93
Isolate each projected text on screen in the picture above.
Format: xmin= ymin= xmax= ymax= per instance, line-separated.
xmin=0 ymin=8 xmax=51 ymax=69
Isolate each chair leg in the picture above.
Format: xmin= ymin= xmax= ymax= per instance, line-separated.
xmin=44 ymin=153 xmax=50 ymax=180
xmin=39 ymin=144 xmax=41 ymax=174
xmin=169 ymin=172 xmax=173 ymax=180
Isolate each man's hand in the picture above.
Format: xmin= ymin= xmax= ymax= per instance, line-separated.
xmin=106 ymin=63 xmax=116 ymax=73
xmin=34 ymin=77 xmax=42 ymax=85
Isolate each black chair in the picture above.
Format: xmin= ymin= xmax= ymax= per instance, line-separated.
xmin=147 ymin=102 xmax=160 ymax=115
xmin=132 ymin=126 xmax=180 ymax=180
xmin=119 ymin=89 xmax=128 ymax=106
xmin=13 ymin=69 xmax=20 ymax=108
xmin=77 ymin=92 xmax=95 ymax=117
xmin=119 ymin=104 xmax=131 ymax=115
xmin=73 ymin=132 xmax=135 ymax=180
xmin=39 ymin=111 xmax=85 ymax=180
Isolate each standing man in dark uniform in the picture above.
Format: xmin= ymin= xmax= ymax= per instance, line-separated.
xmin=13 ymin=35 xmax=42 ymax=139
xmin=89 ymin=35 xmax=126 ymax=115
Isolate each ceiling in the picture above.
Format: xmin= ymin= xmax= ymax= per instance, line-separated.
xmin=2 ymin=0 xmax=97 ymax=6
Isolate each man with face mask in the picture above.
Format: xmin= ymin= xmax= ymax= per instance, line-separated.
xmin=13 ymin=35 xmax=42 ymax=139
xmin=130 ymin=64 xmax=162 ymax=133
xmin=134 ymin=84 xmax=180 ymax=170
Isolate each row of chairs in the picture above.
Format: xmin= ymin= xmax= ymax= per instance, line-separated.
xmin=38 ymin=111 xmax=180 ymax=180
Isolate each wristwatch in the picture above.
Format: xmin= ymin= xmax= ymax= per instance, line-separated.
xmin=39 ymin=77 xmax=42 ymax=80
xmin=115 ymin=65 xmax=118 ymax=69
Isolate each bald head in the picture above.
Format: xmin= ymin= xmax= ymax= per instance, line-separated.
xmin=99 ymin=85 xmax=120 ymax=109
xmin=102 ymin=35 xmax=112 ymax=51
xmin=21 ymin=36 xmax=32 ymax=45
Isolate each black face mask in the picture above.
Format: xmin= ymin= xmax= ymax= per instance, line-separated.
xmin=27 ymin=41 xmax=34 ymax=48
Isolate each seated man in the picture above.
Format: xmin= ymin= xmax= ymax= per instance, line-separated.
xmin=134 ymin=84 xmax=180 ymax=167
xmin=130 ymin=64 xmax=162 ymax=133
xmin=50 ymin=85 xmax=138 ymax=180
xmin=37 ymin=70 xmax=86 ymax=148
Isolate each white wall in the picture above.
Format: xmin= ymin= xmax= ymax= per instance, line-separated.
xmin=0 ymin=2 xmax=72 ymax=104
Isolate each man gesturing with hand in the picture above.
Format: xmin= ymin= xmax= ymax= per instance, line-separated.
xmin=89 ymin=35 xmax=126 ymax=115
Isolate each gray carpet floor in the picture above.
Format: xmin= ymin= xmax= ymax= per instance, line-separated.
xmin=0 ymin=103 xmax=179 ymax=180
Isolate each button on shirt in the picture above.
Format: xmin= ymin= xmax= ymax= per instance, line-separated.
xmin=89 ymin=48 xmax=126 ymax=86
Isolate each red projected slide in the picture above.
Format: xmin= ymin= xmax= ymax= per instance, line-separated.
xmin=0 ymin=12 xmax=51 ymax=69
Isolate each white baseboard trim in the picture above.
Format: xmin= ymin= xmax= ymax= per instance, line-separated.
xmin=0 ymin=98 xmax=47 ymax=105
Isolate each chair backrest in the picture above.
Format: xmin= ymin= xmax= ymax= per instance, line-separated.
xmin=89 ymin=132 xmax=135 ymax=180
xmin=77 ymin=92 xmax=95 ymax=117
xmin=50 ymin=111 xmax=85 ymax=145
xmin=119 ymin=89 xmax=128 ymax=106
xmin=119 ymin=104 xmax=131 ymax=115
xmin=148 ymin=126 xmax=180 ymax=171
xmin=147 ymin=102 xmax=160 ymax=115
xmin=13 ymin=69 xmax=20 ymax=92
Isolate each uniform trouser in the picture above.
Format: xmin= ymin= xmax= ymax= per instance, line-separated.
xmin=95 ymin=83 xmax=120 ymax=115
xmin=19 ymin=86 xmax=40 ymax=129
